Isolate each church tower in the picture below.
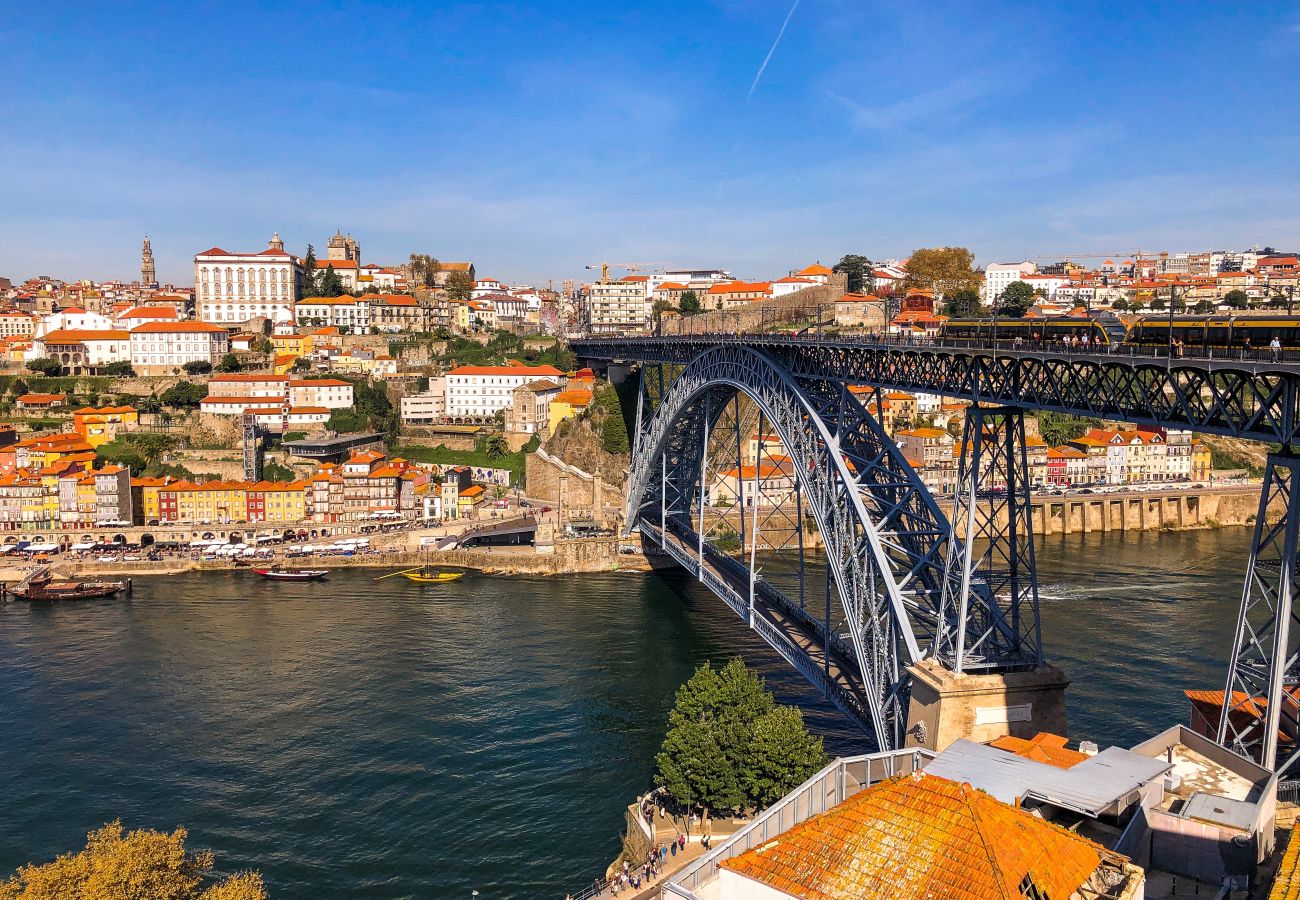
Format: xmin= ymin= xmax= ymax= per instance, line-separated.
xmin=141 ymin=236 xmax=157 ymax=286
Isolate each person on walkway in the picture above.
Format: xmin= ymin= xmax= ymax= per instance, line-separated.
xmin=670 ymin=840 xmax=676 ymax=857
xmin=679 ymin=834 xmax=687 ymax=851
xmin=1272 ymin=336 xmax=1283 ymax=362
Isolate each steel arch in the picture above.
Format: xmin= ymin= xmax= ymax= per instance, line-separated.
xmin=625 ymin=345 xmax=987 ymax=749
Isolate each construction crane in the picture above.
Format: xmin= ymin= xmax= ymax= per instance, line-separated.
xmin=584 ymin=261 xmax=670 ymax=284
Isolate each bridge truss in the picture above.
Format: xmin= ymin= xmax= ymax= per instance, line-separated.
xmin=624 ymin=344 xmax=1040 ymax=750
xmin=582 ymin=336 xmax=1300 ymax=772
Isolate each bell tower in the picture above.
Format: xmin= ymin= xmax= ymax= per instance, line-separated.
xmin=141 ymin=236 xmax=157 ymax=286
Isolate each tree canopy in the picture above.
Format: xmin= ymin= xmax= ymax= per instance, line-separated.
xmin=301 ymin=244 xmax=320 ymax=297
xmin=99 ymin=361 xmax=136 ymax=377
xmin=679 ymin=290 xmax=701 ymax=314
xmin=832 ymin=254 xmax=872 ymax=294
xmin=996 ymin=280 xmax=1036 ymax=318
xmin=655 ymin=659 xmax=826 ymax=816
xmin=0 ymin=821 xmax=266 ymax=900
xmin=902 ymin=247 xmax=980 ymax=298
xmin=1223 ymin=289 xmax=1249 ymax=309
xmin=317 ymin=265 xmax=345 ymax=297
xmin=216 ymin=353 xmax=241 ymax=373
xmin=182 ymin=360 xmax=212 ymax=375
xmin=593 ymin=383 xmax=630 ymax=455
xmin=943 ymin=287 xmax=982 ymax=317
xmin=161 ymin=382 xmax=205 ymax=408
xmin=445 ymin=270 xmax=475 ymax=301
xmin=25 ymin=359 xmax=61 ymax=377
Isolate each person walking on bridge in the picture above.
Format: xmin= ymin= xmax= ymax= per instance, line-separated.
xmin=1271 ymin=336 xmax=1282 ymax=362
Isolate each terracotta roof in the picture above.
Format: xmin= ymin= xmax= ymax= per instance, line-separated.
xmin=797 ymin=263 xmax=833 ymax=276
xmin=118 ymin=306 xmax=179 ymax=319
xmin=40 ymin=328 xmax=130 ymax=343
xmin=988 ymin=732 xmax=1090 ymax=769
xmin=256 ymin=247 xmax=292 ymax=257
xmin=211 ymin=373 xmax=288 ymax=383
xmin=196 ymin=247 xmax=230 ymax=256
xmin=17 ymin=393 xmax=67 ymax=404
xmin=291 ymin=378 xmax=351 ymax=387
xmin=315 ymin=259 xmax=359 ymax=269
xmin=460 ymin=485 xmax=485 ymax=498
xmin=654 ymin=281 xmax=687 ymax=291
xmin=131 ymin=321 xmax=227 ymax=334
xmin=553 ymin=389 xmax=593 ymax=406
xmin=706 ymin=280 xmax=772 ymax=295
xmin=720 ymin=772 xmax=1108 ymax=900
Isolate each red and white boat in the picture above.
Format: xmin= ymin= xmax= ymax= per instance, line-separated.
xmin=252 ymin=567 xmax=329 ymax=581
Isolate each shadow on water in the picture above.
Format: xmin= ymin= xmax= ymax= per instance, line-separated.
xmin=0 ymin=527 xmax=1254 ymax=897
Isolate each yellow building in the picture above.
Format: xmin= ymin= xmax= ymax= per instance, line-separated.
xmin=547 ymin=389 xmax=593 ymax=434
xmin=271 ymin=332 xmax=312 ymax=358
xmin=133 ymin=476 xmax=173 ymax=524
xmin=72 ymin=405 xmax=139 ymax=448
xmin=1192 ymin=440 xmax=1212 ymax=481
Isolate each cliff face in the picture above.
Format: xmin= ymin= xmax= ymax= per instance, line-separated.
xmin=543 ymin=415 xmax=627 ymax=483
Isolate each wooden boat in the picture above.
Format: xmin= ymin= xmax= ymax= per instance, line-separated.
xmin=252 ymin=567 xmax=328 ymax=581
xmin=401 ymin=568 xmax=464 ymax=584
xmin=9 ymin=578 xmax=128 ymax=601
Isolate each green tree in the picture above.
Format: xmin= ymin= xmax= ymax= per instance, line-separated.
xmin=1193 ymin=299 xmax=1215 ymax=314
xmin=0 ymin=820 xmax=266 ymax=900
xmin=25 ymin=359 xmax=61 ymax=377
xmin=302 ymin=243 xmax=320 ymax=297
xmin=318 ymin=265 xmax=345 ymax=297
xmin=483 ymin=433 xmax=510 ymax=460
xmin=743 ymin=705 xmax=827 ymax=808
xmin=1037 ymin=411 xmax=1101 ymax=446
xmin=679 ymin=290 xmax=702 ymax=314
xmin=327 ymin=408 xmax=367 ymax=432
xmin=654 ymin=659 xmax=825 ymax=817
xmin=216 ymin=353 xmax=241 ymax=373
xmin=593 ymin=384 xmax=630 ymax=455
xmin=1223 ymin=289 xmax=1249 ymax=310
xmin=446 ymin=269 xmax=475 ymax=301
xmin=943 ymin=287 xmax=982 ymax=317
xmin=290 ymin=357 xmax=311 ymax=373
xmin=903 ymin=247 xmax=980 ymax=297
xmin=832 ymin=254 xmax=872 ymax=294
xmin=1111 ymin=298 xmax=1129 ymax=311
xmin=99 ymin=361 xmax=135 ymax=376
xmin=996 ymin=281 xmax=1036 ymax=317
xmin=1151 ymin=296 xmax=1168 ymax=310
xmin=262 ymin=461 xmax=295 ymax=481
xmin=183 ymin=360 xmax=213 ymax=375
xmin=651 ymin=298 xmax=674 ymax=329
xmin=161 ymin=382 xmax=205 ymax=408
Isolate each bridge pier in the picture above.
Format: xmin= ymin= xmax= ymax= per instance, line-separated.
xmin=1219 ymin=451 xmax=1300 ymax=774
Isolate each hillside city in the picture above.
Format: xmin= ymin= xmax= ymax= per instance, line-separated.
xmin=0 ymin=236 xmax=1292 ymax=537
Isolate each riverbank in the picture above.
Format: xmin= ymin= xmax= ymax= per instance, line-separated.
xmin=0 ymin=536 xmax=649 ymax=582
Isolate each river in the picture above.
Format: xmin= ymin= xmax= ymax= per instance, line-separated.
xmin=0 ymin=528 xmax=1252 ymax=898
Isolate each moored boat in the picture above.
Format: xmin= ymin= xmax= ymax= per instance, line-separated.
xmin=401 ymin=569 xmax=464 ymax=584
xmin=252 ymin=567 xmax=329 ymax=581
xmin=9 ymin=578 xmax=129 ymax=601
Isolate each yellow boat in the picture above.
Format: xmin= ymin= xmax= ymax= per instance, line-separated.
xmin=401 ymin=569 xmax=464 ymax=584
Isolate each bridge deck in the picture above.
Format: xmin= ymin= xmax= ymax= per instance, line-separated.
xmin=644 ymin=516 xmax=876 ymax=736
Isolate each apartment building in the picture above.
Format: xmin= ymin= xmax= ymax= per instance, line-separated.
xmin=194 ymin=235 xmax=304 ymax=324
xmin=445 ymin=363 xmax=564 ymax=419
xmin=128 ymin=321 xmax=230 ymax=375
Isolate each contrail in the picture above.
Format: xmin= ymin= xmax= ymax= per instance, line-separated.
xmin=747 ymin=0 xmax=801 ymax=101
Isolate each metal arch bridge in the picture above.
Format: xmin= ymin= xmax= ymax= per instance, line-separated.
xmin=573 ymin=334 xmax=1300 ymax=775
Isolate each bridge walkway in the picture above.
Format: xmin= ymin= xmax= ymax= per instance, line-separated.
xmin=642 ymin=516 xmax=875 ymax=735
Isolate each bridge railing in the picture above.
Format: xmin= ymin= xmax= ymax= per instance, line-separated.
xmin=660 ymin=747 xmax=935 ymax=898
xmin=593 ymin=329 xmax=1300 ymax=366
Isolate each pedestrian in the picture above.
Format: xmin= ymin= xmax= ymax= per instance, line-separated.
xmin=1271 ymin=335 xmax=1282 ymax=362
xmin=679 ymin=834 xmax=687 ymax=851
xmin=1243 ymin=337 xmax=1252 ymax=359
xmin=670 ymin=840 xmax=677 ymax=857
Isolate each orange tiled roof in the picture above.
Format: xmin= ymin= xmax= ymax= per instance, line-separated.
xmin=797 ymin=263 xmax=833 ymax=276
xmin=131 ymin=321 xmax=227 ymax=334
xmin=17 ymin=393 xmax=66 ymax=404
xmin=449 ymin=364 xmax=563 ymax=377
xmin=721 ymin=772 xmax=1107 ymax=900
xmin=40 ymin=328 xmax=131 ymax=343
xmin=988 ymin=732 xmax=1090 ymax=769
xmin=553 ymin=389 xmax=592 ymax=406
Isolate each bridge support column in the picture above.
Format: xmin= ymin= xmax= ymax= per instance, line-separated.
xmin=938 ymin=405 xmax=1044 ymax=672
xmin=911 ymin=406 xmax=1065 ymax=752
xmin=1219 ymin=451 xmax=1300 ymax=773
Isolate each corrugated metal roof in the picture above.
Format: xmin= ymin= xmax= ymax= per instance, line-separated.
xmin=924 ymin=739 xmax=1171 ymax=816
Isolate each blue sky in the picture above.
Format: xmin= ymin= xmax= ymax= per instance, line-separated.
xmin=1 ymin=0 xmax=1297 ymax=285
